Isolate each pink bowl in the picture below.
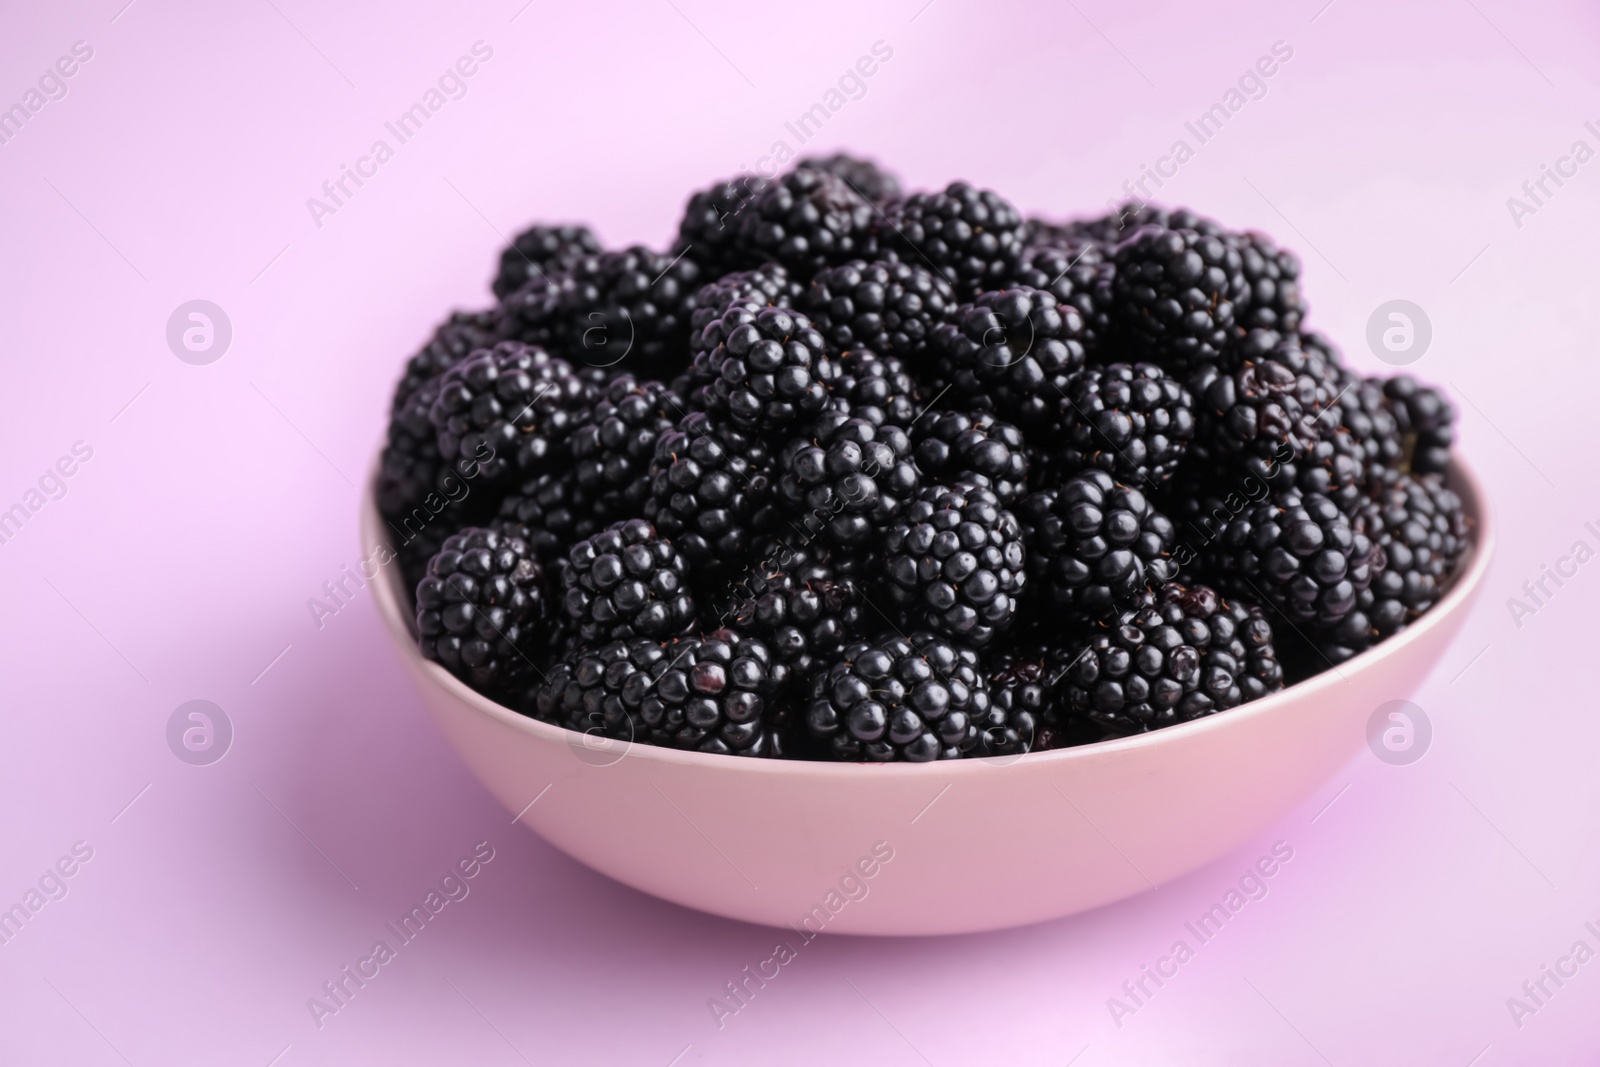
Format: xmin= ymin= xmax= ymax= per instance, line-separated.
xmin=363 ymin=460 xmax=1493 ymax=936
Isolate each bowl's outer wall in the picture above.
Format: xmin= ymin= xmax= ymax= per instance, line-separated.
xmin=365 ymin=462 xmax=1492 ymax=936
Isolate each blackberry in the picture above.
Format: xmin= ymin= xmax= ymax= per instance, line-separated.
xmin=645 ymin=412 xmax=774 ymax=579
xmin=828 ymin=347 xmax=920 ymax=428
xmin=712 ymin=537 xmax=863 ymax=673
xmin=1058 ymin=582 xmax=1282 ymax=735
xmin=930 ymin=287 xmax=1087 ymax=432
xmin=1019 ymin=469 xmax=1176 ymax=622
xmin=677 ymin=173 xmax=769 ymax=276
xmin=379 ymin=374 xmax=449 ymax=519
xmin=568 ymin=375 xmax=682 ymax=525
xmin=491 ymin=223 xmax=602 ymax=300
xmin=1008 ymin=241 xmax=1114 ymax=353
xmin=495 ymin=468 xmax=600 ymax=562
xmin=688 ymin=264 xmax=802 ymax=357
xmin=561 ymin=519 xmax=695 ymax=644
xmin=880 ymin=482 xmax=1025 ymax=646
xmin=800 ymin=258 xmax=958 ymax=362
xmin=1330 ymin=369 xmax=1404 ymax=485
xmin=876 ymin=182 xmax=1025 ymax=298
xmin=1384 ymin=376 xmax=1455 ymax=474
xmin=1227 ymin=231 xmax=1304 ymax=333
xmin=1112 ymin=224 xmax=1247 ymax=369
xmin=416 ymin=527 xmax=552 ymax=697
xmin=805 ymin=632 xmax=989 ymax=761
xmin=982 ymin=644 xmax=1065 ymax=752
xmin=1057 ymin=202 xmax=1199 ymax=246
xmin=1187 ymin=329 xmax=1328 ymax=479
xmin=733 ymin=167 xmax=876 ymax=278
xmin=798 ymin=153 xmax=902 ymax=204
xmin=530 ymin=637 xmax=663 ymax=737
xmin=558 ymin=246 xmax=702 ymax=379
xmin=391 ymin=307 xmax=510 ymax=413
xmin=688 ymin=305 xmax=835 ymax=437
xmin=1322 ymin=473 xmax=1469 ymax=660
xmin=775 ymin=412 xmax=920 ymax=548
xmin=1057 ymin=362 xmax=1195 ymax=486
xmin=1206 ymin=487 xmax=1380 ymax=628
xmin=912 ymin=411 xmax=1030 ymax=507
xmin=428 ymin=341 xmax=594 ymax=486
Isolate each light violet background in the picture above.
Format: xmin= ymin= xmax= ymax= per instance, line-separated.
xmin=1 ymin=0 xmax=1598 ymax=1063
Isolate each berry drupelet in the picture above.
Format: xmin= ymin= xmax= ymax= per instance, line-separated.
xmin=805 ymin=632 xmax=989 ymax=761
xmin=491 ymin=223 xmax=602 ymax=300
xmin=876 ymin=182 xmax=1026 ymax=297
xmin=880 ymin=482 xmax=1025 ymax=647
xmin=416 ymin=527 xmax=552 ymax=697
xmin=561 ymin=519 xmax=696 ymax=644
xmin=1020 ymin=469 xmax=1177 ymax=622
xmin=1057 ymin=362 xmax=1195 ymax=487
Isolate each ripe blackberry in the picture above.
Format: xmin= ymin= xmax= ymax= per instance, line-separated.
xmin=1112 ymin=224 xmax=1247 ymax=369
xmin=981 ymin=644 xmax=1065 ymax=753
xmin=775 ymin=412 xmax=920 ymax=548
xmin=1187 ymin=329 xmax=1328 ymax=480
xmin=1057 ymin=362 xmax=1195 ymax=486
xmin=805 ymin=632 xmax=989 ymax=761
xmin=798 ymin=153 xmax=902 ymax=204
xmin=688 ymin=305 xmax=835 ymax=437
xmin=1322 ymin=473 xmax=1469 ymax=660
xmin=416 ymin=527 xmax=552 ymax=697
xmin=880 ymin=482 xmax=1025 ymax=646
xmin=733 ymin=167 xmax=876 ymax=278
xmin=645 ymin=412 xmax=775 ymax=579
xmin=876 ymin=182 xmax=1025 ymax=297
xmin=569 ymin=375 xmax=682 ymax=525
xmin=558 ymin=246 xmax=702 ymax=379
xmin=1019 ymin=469 xmax=1176 ymax=622
xmin=1330 ymin=369 xmax=1404 ymax=485
xmin=1008 ymin=241 xmax=1114 ymax=353
xmin=1227 ymin=231 xmax=1304 ymax=333
xmin=677 ymin=173 xmax=769 ymax=276
xmin=1384 ymin=376 xmax=1455 ymax=474
xmin=379 ymin=374 xmax=448 ymax=519
xmin=492 ymin=223 xmax=602 ymax=300
xmin=495 ymin=467 xmax=600 ymax=562
xmin=1206 ymin=487 xmax=1380 ymax=628
xmin=1058 ymin=583 xmax=1282 ymax=735
xmin=428 ymin=341 xmax=594 ymax=486
xmin=930 ymin=287 xmax=1088 ymax=433
xmin=828 ymin=347 xmax=920 ymax=428
xmin=561 ymin=519 xmax=695 ymax=644
xmin=688 ymin=264 xmax=802 ymax=357
xmin=712 ymin=537 xmax=862 ymax=673
xmin=912 ymin=411 xmax=1030 ymax=507
xmin=391 ymin=307 xmax=510 ymax=413
xmin=800 ymin=258 xmax=958 ymax=362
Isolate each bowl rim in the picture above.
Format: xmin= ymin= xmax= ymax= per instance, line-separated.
xmin=364 ymin=453 xmax=1495 ymax=780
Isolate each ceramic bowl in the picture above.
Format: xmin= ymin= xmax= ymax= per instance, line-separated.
xmin=363 ymin=460 xmax=1493 ymax=936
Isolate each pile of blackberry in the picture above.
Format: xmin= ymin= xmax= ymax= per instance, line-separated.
xmin=378 ymin=155 xmax=1471 ymax=762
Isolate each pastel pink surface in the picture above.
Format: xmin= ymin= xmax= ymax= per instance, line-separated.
xmin=2 ymin=0 xmax=1599 ymax=1064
